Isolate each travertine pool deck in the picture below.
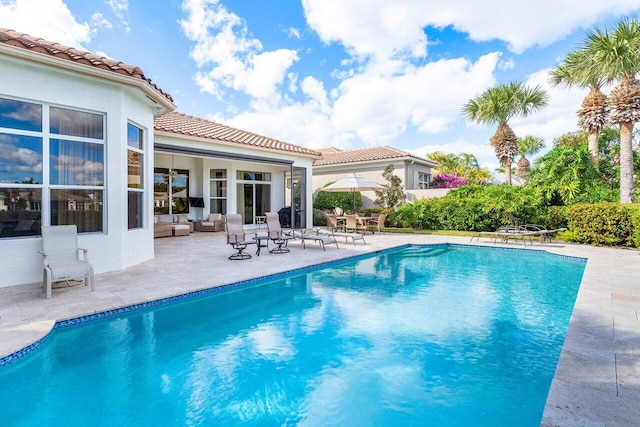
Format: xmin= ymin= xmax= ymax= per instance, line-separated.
xmin=0 ymin=232 xmax=638 ymax=426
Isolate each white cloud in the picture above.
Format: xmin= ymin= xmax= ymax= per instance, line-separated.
xmin=0 ymin=0 xmax=92 ymax=48
xmin=330 ymin=53 xmax=500 ymax=143
xmin=106 ymin=0 xmax=130 ymax=32
xmin=107 ymin=0 xmax=128 ymax=18
xmin=286 ymin=27 xmax=301 ymax=39
xmin=302 ymin=0 xmax=640 ymax=57
xmin=511 ymin=68 xmax=592 ymax=149
xmin=179 ymin=0 xmax=299 ymax=99
xmin=91 ymin=12 xmax=113 ymax=32
xmin=220 ymin=53 xmax=500 ymax=151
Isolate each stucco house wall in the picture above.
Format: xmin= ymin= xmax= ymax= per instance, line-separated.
xmin=312 ymin=147 xmax=437 ymax=209
xmin=0 ymin=48 xmax=167 ymax=287
xmin=0 ymin=29 xmax=319 ymax=289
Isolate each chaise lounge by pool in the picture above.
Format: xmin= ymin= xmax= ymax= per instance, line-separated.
xmin=0 ymin=244 xmax=585 ymax=426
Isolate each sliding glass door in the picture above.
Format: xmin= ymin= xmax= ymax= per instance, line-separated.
xmin=236 ymin=171 xmax=271 ymax=225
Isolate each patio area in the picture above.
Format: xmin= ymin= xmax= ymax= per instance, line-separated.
xmin=0 ymin=231 xmax=638 ymax=425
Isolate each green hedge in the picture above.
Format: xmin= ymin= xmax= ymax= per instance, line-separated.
xmin=392 ymin=185 xmax=547 ymax=232
xmin=562 ymin=203 xmax=640 ymax=247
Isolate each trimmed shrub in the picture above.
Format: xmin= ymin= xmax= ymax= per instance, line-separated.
xmin=393 ymin=185 xmax=548 ymax=232
xmin=563 ymin=203 xmax=640 ymax=247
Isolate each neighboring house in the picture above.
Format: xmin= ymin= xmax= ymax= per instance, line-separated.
xmin=0 ymin=28 xmax=320 ymax=287
xmin=313 ymin=147 xmax=439 ymax=208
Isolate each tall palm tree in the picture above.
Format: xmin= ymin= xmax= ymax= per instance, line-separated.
xmin=583 ymin=18 xmax=640 ymax=203
xmin=550 ymin=49 xmax=608 ymax=165
xmin=516 ymin=135 xmax=545 ymax=182
xmin=462 ymin=82 xmax=548 ymax=184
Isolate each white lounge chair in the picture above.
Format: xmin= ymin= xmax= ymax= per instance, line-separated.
xmin=291 ymin=228 xmax=339 ymax=251
xmin=41 ymin=225 xmax=95 ymax=299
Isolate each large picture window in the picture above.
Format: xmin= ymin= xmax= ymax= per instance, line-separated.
xmin=153 ymin=167 xmax=189 ymax=215
xmin=127 ymin=124 xmax=144 ymax=229
xmin=0 ymin=96 xmax=105 ymax=238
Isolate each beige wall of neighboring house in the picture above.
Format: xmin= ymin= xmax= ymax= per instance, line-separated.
xmin=313 ymin=147 xmax=438 ymax=208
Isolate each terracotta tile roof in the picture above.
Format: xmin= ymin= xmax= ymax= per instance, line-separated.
xmin=154 ymin=111 xmax=322 ymax=158
xmin=0 ymin=28 xmax=172 ymax=102
xmin=314 ymin=146 xmax=435 ymax=166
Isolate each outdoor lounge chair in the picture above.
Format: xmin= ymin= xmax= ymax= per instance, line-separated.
xmin=291 ymin=228 xmax=339 ymax=251
xmin=318 ymin=227 xmax=365 ymax=245
xmin=41 ymin=225 xmax=95 ymax=299
xmin=265 ymin=212 xmax=294 ymax=253
xmin=470 ymin=224 xmax=566 ymax=246
xmin=225 ymin=214 xmax=256 ymax=260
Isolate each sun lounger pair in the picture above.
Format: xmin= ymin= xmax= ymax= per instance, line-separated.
xmin=317 ymin=227 xmax=365 ymax=245
xmin=288 ymin=228 xmax=339 ymax=251
xmin=470 ymin=225 xmax=566 ymax=246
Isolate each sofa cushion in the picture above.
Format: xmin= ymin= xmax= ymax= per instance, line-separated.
xmin=158 ymin=214 xmax=174 ymax=223
xmin=176 ymin=214 xmax=189 ymax=224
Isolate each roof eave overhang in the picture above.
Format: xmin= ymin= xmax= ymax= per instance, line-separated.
xmin=154 ymin=130 xmax=322 ymax=161
xmin=0 ymin=43 xmax=176 ymax=116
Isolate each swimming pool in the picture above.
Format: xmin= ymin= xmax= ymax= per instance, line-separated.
xmin=0 ymin=244 xmax=585 ymax=426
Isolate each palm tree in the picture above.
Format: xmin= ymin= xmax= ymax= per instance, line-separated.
xmin=462 ymin=82 xmax=548 ymax=184
xmin=583 ymin=18 xmax=640 ymax=203
xmin=550 ymin=49 xmax=608 ymax=165
xmin=516 ymin=135 xmax=545 ymax=182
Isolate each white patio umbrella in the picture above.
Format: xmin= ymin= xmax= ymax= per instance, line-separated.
xmin=322 ymin=173 xmax=385 ymax=212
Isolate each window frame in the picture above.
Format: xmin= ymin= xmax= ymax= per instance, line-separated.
xmin=0 ymin=95 xmax=106 ymax=238
xmin=127 ymin=122 xmax=145 ymax=230
xmin=418 ymin=172 xmax=432 ymax=189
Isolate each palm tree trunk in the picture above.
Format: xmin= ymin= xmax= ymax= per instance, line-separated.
xmin=587 ymin=130 xmax=600 ymax=164
xmin=619 ymin=122 xmax=635 ymax=203
xmin=505 ymin=163 xmax=512 ymax=185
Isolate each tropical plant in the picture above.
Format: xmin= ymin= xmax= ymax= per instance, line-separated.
xmin=374 ymin=164 xmax=406 ymax=209
xmin=581 ymin=17 xmax=640 ymax=203
xmin=516 ymin=135 xmax=545 ymax=182
xmin=527 ymin=136 xmax=618 ymax=205
xmin=432 ymin=174 xmax=468 ymax=188
xmin=426 ymin=151 xmax=491 ymax=185
xmin=550 ymin=49 xmax=608 ymax=164
xmin=462 ymin=82 xmax=548 ymax=185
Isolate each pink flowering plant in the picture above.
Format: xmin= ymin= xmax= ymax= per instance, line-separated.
xmin=432 ymin=173 xmax=468 ymax=188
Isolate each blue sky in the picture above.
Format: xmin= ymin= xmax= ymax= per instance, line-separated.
xmin=2 ymin=0 xmax=640 ymax=169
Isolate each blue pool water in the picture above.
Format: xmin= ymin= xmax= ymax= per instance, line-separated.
xmin=0 ymin=244 xmax=585 ymax=426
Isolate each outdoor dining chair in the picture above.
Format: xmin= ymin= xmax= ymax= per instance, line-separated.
xmin=225 ymin=214 xmax=256 ymax=260
xmin=265 ymin=212 xmax=294 ymax=253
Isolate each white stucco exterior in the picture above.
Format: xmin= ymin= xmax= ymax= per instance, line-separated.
xmin=0 ymin=48 xmax=168 ymax=287
xmin=0 ymin=42 xmax=317 ymax=288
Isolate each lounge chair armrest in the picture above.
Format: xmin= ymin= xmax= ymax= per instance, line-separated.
xmin=78 ymin=248 xmax=89 ymax=260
